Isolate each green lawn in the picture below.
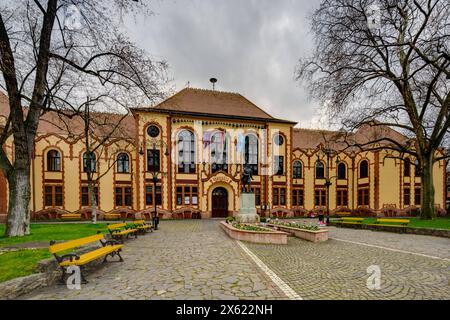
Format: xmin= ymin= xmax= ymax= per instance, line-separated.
xmin=332 ymin=217 xmax=450 ymax=229
xmin=0 ymin=249 xmax=51 ymax=283
xmin=0 ymin=223 xmax=111 ymax=283
xmin=0 ymin=223 xmax=109 ymax=247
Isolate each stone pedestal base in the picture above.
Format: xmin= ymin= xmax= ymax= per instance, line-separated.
xmin=235 ymin=193 xmax=260 ymax=223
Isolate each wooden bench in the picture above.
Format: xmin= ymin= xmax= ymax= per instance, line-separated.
xmin=337 ymin=217 xmax=364 ymax=225
xmin=107 ymin=223 xmax=138 ymax=243
xmin=60 ymin=213 xmax=82 ymax=220
xmin=132 ymin=220 xmax=153 ymax=234
xmin=104 ymin=213 xmax=121 ymax=220
xmin=49 ymin=233 xmax=123 ymax=284
xmin=368 ymin=218 xmax=410 ymax=227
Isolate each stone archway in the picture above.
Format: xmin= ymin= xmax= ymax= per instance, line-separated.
xmin=212 ymin=187 xmax=228 ymax=218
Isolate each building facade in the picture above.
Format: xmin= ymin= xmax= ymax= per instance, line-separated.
xmin=0 ymin=88 xmax=447 ymax=221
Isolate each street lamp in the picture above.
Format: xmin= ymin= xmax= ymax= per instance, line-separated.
xmin=139 ymin=140 xmax=169 ymax=230
xmin=316 ymin=146 xmax=341 ymax=225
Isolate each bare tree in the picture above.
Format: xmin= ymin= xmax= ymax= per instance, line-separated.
xmin=296 ymin=0 xmax=450 ymax=219
xmin=0 ymin=0 xmax=168 ymax=236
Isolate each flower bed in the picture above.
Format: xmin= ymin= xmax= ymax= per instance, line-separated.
xmin=220 ymin=221 xmax=288 ymax=245
xmin=268 ymin=221 xmax=328 ymax=243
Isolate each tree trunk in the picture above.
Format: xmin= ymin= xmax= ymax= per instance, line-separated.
xmin=420 ymin=155 xmax=435 ymax=220
xmin=88 ymin=178 xmax=97 ymax=224
xmin=5 ymin=168 xmax=31 ymax=236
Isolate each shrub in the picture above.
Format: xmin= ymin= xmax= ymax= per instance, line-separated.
xmin=226 ymin=216 xmax=235 ymax=224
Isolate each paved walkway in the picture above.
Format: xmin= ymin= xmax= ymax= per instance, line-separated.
xmin=22 ymin=220 xmax=285 ymax=300
xmin=21 ymin=220 xmax=450 ymax=300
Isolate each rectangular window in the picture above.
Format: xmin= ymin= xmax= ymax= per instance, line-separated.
xmin=274 ymin=156 xmax=284 ymax=175
xmin=44 ymin=185 xmax=63 ymax=207
xmin=337 ymin=189 xmax=348 ymax=207
xmin=357 ymin=188 xmax=370 ymax=206
xmin=252 ymin=187 xmax=261 ymax=206
xmin=415 ymin=187 xmax=421 ymax=205
xmin=145 ymin=184 xmax=162 ymax=206
xmin=315 ymin=189 xmax=326 ymax=206
xmin=115 ymin=186 xmax=132 ymax=207
xmin=273 ymin=187 xmax=286 ymax=206
xmin=292 ymin=188 xmax=304 ymax=207
xmin=147 ymin=149 xmax=160 ymax=172
xmin=175 ymin=186 xmax=198 ymax=206
xmin=81 ymin=185 xmax=99 ymax=206
xmin=404 ymin=188 xmax=411 ymax=206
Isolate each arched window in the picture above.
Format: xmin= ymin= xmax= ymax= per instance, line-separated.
xmin=178 ymin=130 xmax=196 ymax=174
xmin=359 ymin=160 xmax=369 ymax=178
xmin=414 ymin=159 xmax=421 ymax=176
xmin=211 ymin=131 xmax=228 ymax=173
xmin=337 ymin=162 xmax=346 ymax=179
xmin=316 ymin=161 xmax=325 ymax=179
xmin=47 ymin=149 xmax=61 ymax=172
xmin=117 ymin=153 xmax=130 ymax=173
xmin=403 ymin=158 xmax=411 ymax=177
xmin=245 ymin=134 xmax=258 ymax=175
xmin=83 ymin=152 xmax=97 ymax=173
xmin=293 ymin=161 xmax=302 ymax=179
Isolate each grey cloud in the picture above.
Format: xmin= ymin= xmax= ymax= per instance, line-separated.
xmin=124 ymin=0 xmax=322 ymax=127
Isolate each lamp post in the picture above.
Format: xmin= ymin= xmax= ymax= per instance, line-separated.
xmin=140 ymin=139 xmax=169 ymax=230
xmin=316 ymin=147 xmax=341 ymax=225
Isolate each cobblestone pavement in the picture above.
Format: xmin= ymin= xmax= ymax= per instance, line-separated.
xmin=21 ymin=220 xmax=450 ymax=300
xmin=244 ymin=226 xmax=450 ymax=300
xmin=22 ymin=220 xmax=286 ymax=300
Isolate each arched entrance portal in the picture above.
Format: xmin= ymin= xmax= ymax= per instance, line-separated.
xmin=212 ymin=187 xmax=228 ymax=218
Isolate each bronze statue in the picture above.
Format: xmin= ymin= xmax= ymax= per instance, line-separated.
xmin=241 ymin=164 xmax=253 ymax=193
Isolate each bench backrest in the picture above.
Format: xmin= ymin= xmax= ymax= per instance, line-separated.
xmin=342 ymin=217 xmax=364 ymax=222
xmin=49 ymin=234 xmax=103 ymax=254
xmin=377 ymin=219 xmax=409 ymax=224
xmin=108 ymin=223 xmax=127 ymax=230
xmin=134 ymin=220 xmax=145 ymax=224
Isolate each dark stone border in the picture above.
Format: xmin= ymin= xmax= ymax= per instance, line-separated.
xmin=329 ymin=222 xmax=450 ymax=238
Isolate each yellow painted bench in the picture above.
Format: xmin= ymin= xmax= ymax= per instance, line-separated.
xmin=132 ymin=220 xmax=153 ymax=233
xmin=104 ymin=213 xmax=121 ymax=220
xmin=61 ymin=214 xmax=82 ymax=220
xmin=107 ymin=223 xmax=138 ymax=242
xmin=337 ymin=217 xmax=364 ymax=225
xmin=49 ymin=233 xmax=123 ymax=283
xmin=368 ymin=218 xmax=410 ymax=227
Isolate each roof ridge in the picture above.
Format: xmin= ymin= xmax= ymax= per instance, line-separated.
xmin=294 ymin=127 xmax=343 ymax=133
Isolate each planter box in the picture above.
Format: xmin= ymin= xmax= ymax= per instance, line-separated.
xmin=268 ymin=224 xmax=329 ymax=243
xmin=220 ymin=221 xmax=288 ymax=245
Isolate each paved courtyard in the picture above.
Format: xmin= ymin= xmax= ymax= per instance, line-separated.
xmin=22 ymin=220 xmax=450 ymax=300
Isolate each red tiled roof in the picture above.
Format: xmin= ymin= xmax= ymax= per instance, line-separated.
xmin=133 ymin=88 xmax=295 ymax=123
xmin=0 ymin=91 xmax=135 ymax=139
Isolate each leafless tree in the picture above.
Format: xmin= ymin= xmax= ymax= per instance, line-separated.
xmin=296 ymin=0 xmax=450 ymax=219
xmin=0 ymin=0 xmax=168 ymax=236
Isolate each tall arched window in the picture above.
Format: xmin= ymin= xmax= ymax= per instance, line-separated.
xmin=211 ymin=131 xmax=228 ymax=173
xmin=403 ymin=158 xmax=411 ymax=177
xmin=293 ymin=161 xmax=302 ymax=179
xmin=414 ymin=159 xmax=421 ymax=176
xmin=178 ymin=130 xmax=196 ymax=174
xmin=245 ymin=134 xmax=258 ymax=175
xmin=359 ymin=160 xmax=369 ymax=178
xmin=117 ymin=153 xmax=130 ymax=173
xmin=316 ymin=161 xmax=325 ymax=179
xmin=337 ymin=162 xmax=346 ymax=179
xmin=47 ymin=149 xmax=61 ymax=172
xmin=83 ymin=152 xmax=97 ymax=173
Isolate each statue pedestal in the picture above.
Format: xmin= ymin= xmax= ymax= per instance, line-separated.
xmin=235 ymin=193 xmax=260 ymax=223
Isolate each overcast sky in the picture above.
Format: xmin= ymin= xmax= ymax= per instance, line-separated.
xmin=124 ymin=0 xmax=323 ymax=128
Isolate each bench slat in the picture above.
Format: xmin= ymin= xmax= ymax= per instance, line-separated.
xmin=59 ymin=244 xmax=124 ymax=267
xmin=49 ymin=234 xmax=104 ymax=254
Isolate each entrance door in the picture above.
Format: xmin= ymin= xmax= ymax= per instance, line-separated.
xmin=212 ymin=187 xmax=228 ymax=218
